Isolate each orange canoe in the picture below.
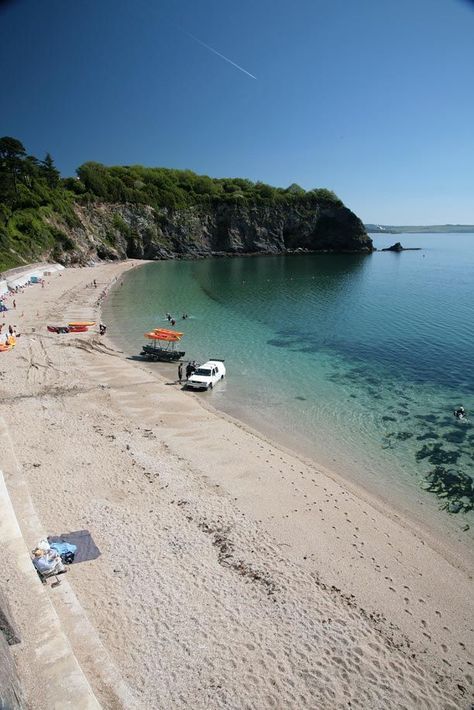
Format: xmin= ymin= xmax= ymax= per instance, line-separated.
xmin=145 ymin=331 xmax=182 ymax=342
xmin=68 ymin=321 xmax=96 ymax=327
xmin=153 ymin=328 xmax=184 ymax=337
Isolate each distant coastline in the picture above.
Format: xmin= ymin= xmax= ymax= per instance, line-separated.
xmin=366 ymin=224 xmax=474 ymax=234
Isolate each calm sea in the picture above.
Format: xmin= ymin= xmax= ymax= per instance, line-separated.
xmin=103 ymin=234 xmax=474 ymax=538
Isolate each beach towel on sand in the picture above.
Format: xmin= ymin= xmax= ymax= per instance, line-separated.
xmin=48 ymin=530 xmax=100 ymax=564
xmin=50 ymin=541 xmax=77 ymax=563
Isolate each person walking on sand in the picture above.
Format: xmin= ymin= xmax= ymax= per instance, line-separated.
xmin=13 ymin=299 xmax=16 ymax=309
xmin=178 ymin=362 xmax=183 ymax=383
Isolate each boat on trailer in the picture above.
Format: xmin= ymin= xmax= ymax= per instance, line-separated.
xmin=140 ymin=328 xmax=185 ymax=362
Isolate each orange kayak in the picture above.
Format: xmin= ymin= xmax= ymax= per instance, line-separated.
xmin=68 ymin=321 xmax=96 ymax=327
xmin=0 ymin=344 xmax=11 ymax=352
xmin=145 ymin=331 xmax=182 ymax=342
xmin=153 ymin=328 xmax=184 ymax=336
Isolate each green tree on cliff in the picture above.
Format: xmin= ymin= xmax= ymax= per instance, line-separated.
xmin=40 ymin=152 xmax=60 ymax=188
xmin=0 ymin=136 xmax=27 ymax=200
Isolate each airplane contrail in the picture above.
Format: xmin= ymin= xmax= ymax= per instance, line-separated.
xmin=182 ymin=29 xmax=257 ymax=80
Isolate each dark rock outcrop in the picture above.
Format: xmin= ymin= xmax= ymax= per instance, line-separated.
xmin=381 ymin=242 xmax=421 ymax=252
xmin=47 ymin=200 xmax=373 ymax=265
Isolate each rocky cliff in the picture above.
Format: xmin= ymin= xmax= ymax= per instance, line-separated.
xmin=50 ymin=200 xmax=373 ymax=265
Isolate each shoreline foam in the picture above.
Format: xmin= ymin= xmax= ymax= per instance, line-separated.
xmin=1 ymin=260 xmax=472 ymax=708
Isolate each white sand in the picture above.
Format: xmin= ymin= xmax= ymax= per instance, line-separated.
xmin=0 ymin=261 xmax=472 ymax=709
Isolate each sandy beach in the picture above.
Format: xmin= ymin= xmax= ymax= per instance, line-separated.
xmin=0 ymin=260 xmax=472 ymax=709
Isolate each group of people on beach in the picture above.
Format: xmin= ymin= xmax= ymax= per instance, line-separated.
xmin=177 ymin=360 xmax=198 ymax=383
xmin=0 ymin=323 xmax=17 ymax=346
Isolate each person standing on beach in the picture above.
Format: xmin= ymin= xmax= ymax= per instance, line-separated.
xmin=178 ymin=362 xmax=183 ymax=383
xmin=13 ymin=299 xmax=16 ymax=309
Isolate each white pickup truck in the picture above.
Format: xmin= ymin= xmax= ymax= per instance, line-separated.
xmin=186 ymin=359 xmax=226 ymax=391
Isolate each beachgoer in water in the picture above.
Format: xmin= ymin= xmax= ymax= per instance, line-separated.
xmin=171 ymin=319 xmax=176 ymax=326
xmin=99 ymin=323 xmax=107 ymax=335
xmin=166 ymin=313 xmax=171 ymax=321
xmin=454 ymin=406 xmax=466 ymax=420
xmin=178 ymin=362 xmax=183 ymax=383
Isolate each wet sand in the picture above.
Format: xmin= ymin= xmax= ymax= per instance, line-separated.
xmin=0 ymin=260 xmax=472 ymax=709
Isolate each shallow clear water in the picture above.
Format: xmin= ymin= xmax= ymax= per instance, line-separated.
xmin=103 ymin=234 xmax=474 ymax=531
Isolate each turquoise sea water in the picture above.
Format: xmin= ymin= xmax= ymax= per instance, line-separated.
xmin=103 ymin=234 xmax=474 ymax=534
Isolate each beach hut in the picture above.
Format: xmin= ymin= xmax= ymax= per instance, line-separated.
xmin=7 ymin=275 xmax=30 ymax=290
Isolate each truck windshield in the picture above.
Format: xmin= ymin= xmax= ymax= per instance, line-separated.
xmin=194 ymin=368 xmax=211 ymax=376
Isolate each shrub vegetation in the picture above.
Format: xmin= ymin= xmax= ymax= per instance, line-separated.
xmin=0 ymin=136 xmax=343 ymax=271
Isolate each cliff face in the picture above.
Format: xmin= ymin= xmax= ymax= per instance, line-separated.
xmin=52 ymin=200 xmax=372 ymax=264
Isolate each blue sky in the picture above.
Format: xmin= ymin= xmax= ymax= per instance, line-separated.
xmin=1 ymin=0 xmax=473 ymax=223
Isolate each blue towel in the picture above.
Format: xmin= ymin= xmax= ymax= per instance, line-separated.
xmin=50 ymin=541 xmax=77 ymax=556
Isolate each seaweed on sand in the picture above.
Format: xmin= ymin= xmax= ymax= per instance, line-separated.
xmin=415 ymin=443 xmax=460 ymax=465
xmin=421 ymin=466 xmax=474 ymax=514
xmin=414 ymin=414 xmax=439 ymax=423
xmin=416 ymin=431 xmax=439 ymax=441
xmin=444 ymin=428 xmax=468 ymax=444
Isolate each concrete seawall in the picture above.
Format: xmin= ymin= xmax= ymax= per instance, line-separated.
xmin=0 ymin=586 xmax=24 ymax=709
